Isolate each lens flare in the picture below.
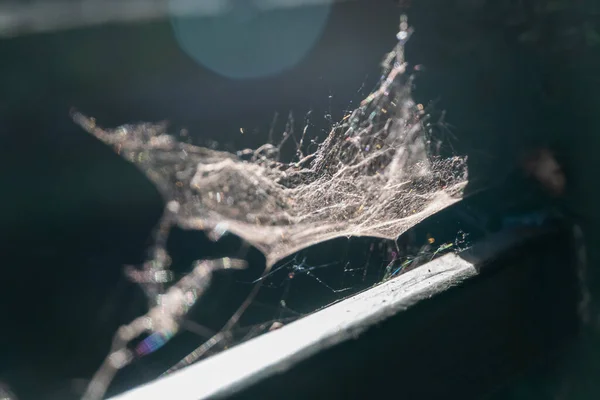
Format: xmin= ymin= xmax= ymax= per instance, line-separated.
xmin=169 ymin=0 xmax=333 ymax=79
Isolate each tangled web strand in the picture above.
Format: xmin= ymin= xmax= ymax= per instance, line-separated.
xmin=74 ymin=17 xmax=467 ymax=269
xmin=76 ymin=14 xmax=468 ymax=399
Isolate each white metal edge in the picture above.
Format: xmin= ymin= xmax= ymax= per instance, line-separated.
xmin=109 ymin=228 xmax=545 ymax=400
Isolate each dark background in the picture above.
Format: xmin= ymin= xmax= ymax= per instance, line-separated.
xmin=1 ymin=0 xmax=600 ymax=398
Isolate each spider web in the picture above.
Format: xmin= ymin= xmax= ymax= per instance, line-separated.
xmin=76 ymin=15 xmax=468 ymax=399
xmin=72 ymin=20 xmax=467 ymax=271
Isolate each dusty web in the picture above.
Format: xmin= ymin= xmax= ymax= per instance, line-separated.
xmin=74 ymin=18 xmax=467 ymax=270
xmin=76 ymin=14 xmax=468 ymax=399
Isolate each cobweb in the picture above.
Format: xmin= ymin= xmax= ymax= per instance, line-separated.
xmin=76 ymin=15 xmax=468 ymax=400
xmin=73 ymin=20 xmax=466 ymax=271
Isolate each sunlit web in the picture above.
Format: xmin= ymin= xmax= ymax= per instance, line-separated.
xmin=76 ymin=14 xmax=468 ymax=400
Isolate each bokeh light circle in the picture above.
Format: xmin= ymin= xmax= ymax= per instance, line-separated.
xmin=169 ymin=0 xmax=333 ymax=79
